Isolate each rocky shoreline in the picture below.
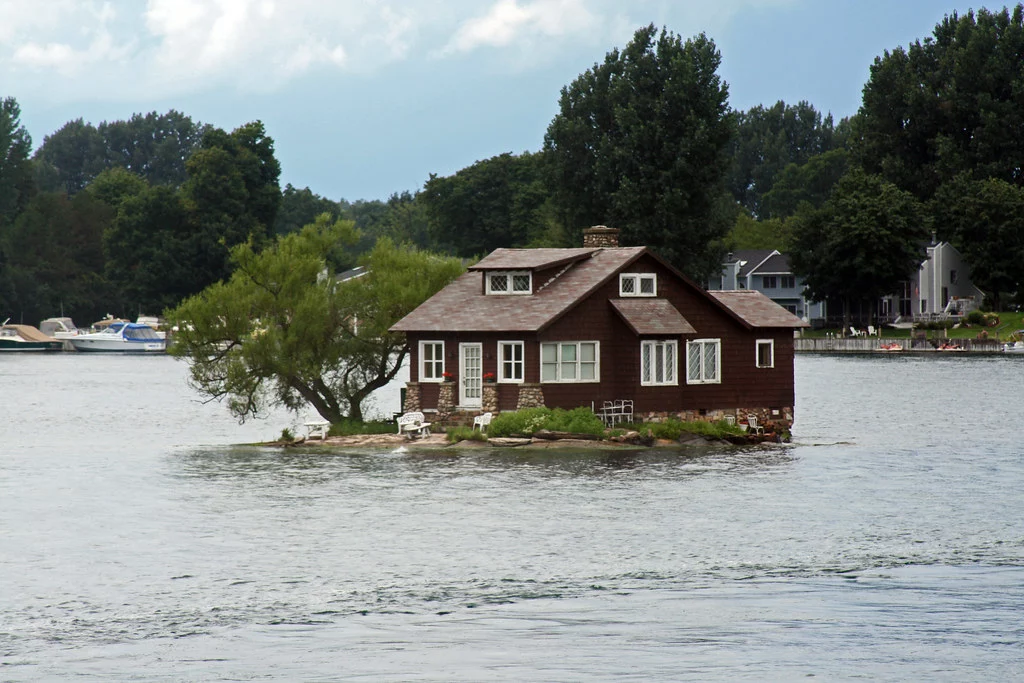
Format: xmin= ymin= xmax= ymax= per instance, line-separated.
xmin=268 ymin=428 xmax=784 ymax=450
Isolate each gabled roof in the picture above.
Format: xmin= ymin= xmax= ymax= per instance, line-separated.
xmin=391 ymin=247 xmax=645 ymax=333
xmin=755 ymin=252 xmax=792 ymax=275
xmin=730 ymin=249 xmax=779 ymax=277
xmin=708 ymin=290 xmax=809 ymax=328
xmin=469 ymin=248 xmax=597 ymax=271
xmin=610 ymin=299 xmax=696 ymax=335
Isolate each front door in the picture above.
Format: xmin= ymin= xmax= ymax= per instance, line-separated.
xmin=459 ymin=343 xmax=482 ymax=408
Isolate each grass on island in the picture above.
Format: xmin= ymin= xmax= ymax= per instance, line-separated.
xmin=327 ymin=418 xmax=397 ymax=437
xmin=487 ymin=406 xmax=606 ymax=438
xmin=621 ymin=417 xmax=747 ymax=441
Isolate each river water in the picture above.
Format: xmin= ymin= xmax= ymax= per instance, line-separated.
xmin=1 ymin=353 xmax=1022 ymax=681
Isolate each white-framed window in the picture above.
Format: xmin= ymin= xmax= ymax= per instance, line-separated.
xmin=498 ymin=341 xmax=524 ymax=382
xmin=756 ymin=339 xmax=774 ymax=368
xmin=781 ymin=275 xmax=796 ymax=289
xmin=762 ymin=275 xmax=778 ymax=289
xmin=686 ymin=339 xmax=721 ymax=384
xmin=641 ymin=340 xmax=678 ymax=386
xmin=486 ymin=270 xmax=532 ymax=295
xmin=540 ymin=341 xmax=599 ymax=382
xmin=419 ymin=340 xmax=445 ymax=381
xmin=619 ymin=273 xmax=657 ymax=297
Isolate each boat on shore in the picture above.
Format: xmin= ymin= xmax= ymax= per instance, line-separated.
xmin=0 ymin=322 xmax=64 ymax=352
xmin=68 ymin=321 xmax=167 ymax=353
xmin=1003 ymin=341 xmax=1024 ymax=354
xmin=39 ymin=317 xmax=81 ymax=340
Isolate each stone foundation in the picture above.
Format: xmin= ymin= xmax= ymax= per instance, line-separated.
xmin=516 ymin=383 xmax=545 ymax=409
xmin=636 ymin=407 xmax=794 ymax=432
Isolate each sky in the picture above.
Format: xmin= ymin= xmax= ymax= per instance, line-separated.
xmin=0 ymin=0 xmax=999 ymax=202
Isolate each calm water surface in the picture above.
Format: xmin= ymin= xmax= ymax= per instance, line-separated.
xmin=1 ymin=353 xmax=1022 ymax=681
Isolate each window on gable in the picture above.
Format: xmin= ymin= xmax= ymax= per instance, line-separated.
xmin=419 ymin=341 xmax=445 ymax=381
xmin=540 ymin=341 xmax=599 ymax=383
xmin=641 ymin=340 xmax=677 ymax=386
xmin=950 ymin=269 xmax=958 ymax=284
xmin=763 ymin=276 xmax=778 ymax=289
xmin=486 ymin=271 xmax=531 ymax=295
xmin=498 ymin=341 xmax=524 ymax=382
xmin=756 ymin=339 xmax=774 ymax=368
xmin=781 ymin=275 xmax=795 ymax=289
xmin=686 ymin=339 xmax=721 ymax=384
xmin=619 ymin=273 xmax=656 ymax=297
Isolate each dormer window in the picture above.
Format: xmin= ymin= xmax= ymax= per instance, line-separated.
xmin=619 ymin=273 xmax=656 ymax=297
xmin=487 ymin=270 xmax=532 ymax=295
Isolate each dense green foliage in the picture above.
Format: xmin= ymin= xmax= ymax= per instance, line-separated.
xmin=626 ymin=418 xmax=744 ymax=440
xmin=544 ymin=24 xmax=735 ymax=281
xmin=728 ymin=100 xmax=846 ymax=218
xmin=789 ymin=169 xmax=927 ymax=322
xmin=168 ymin=219 xmax=465 ymax=423
xmin=329 ymin=418 xmax=397 ymax=437
xmin=421 ymin=151 xmax=557 ymax=256
xmin=856 ymin=5 xmax=1024 ymax=201
xmin=487 ymin=407 xmax=606 ymax=438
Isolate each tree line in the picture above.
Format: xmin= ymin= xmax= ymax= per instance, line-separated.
xmin=4 ymin=6 xmax=1024 ymax=332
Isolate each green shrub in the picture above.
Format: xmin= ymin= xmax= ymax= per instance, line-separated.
xmin=488 ymin=406 xmax=606 ymax=438
xmin=964 ymin=309 xmax=986 ymax=326
xmin=328 ymin=418 xmax=396 ymax=437
xmin=280 ymin=427 xmax=295 ymax=442
xmin=446 ymin=426 xmax=488 ymax=443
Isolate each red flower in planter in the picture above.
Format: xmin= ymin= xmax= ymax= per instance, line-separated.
xmin=442 ymin=371 xmax=454 ymax=381
xmin=483 ymin=372 xmax=496 ymax=382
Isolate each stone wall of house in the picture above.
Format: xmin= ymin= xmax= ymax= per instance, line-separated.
xmin=516 ymin=383 xmax=545 ymax=409
xmin=403 ymin=382 xmax=421 ymax=413
xmin=582 ymin=225 xmax=620 ymax=248
xmin=482 ymin=383 xmax=498 ymax=413
xmin=437 ymin=382 xmax=455 ymax=419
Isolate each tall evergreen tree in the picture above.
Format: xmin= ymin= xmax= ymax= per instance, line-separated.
xmin=544 ymin=25 xmax=735 ymax=281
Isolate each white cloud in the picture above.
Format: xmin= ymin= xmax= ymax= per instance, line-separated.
xmin=0 ymin=0 xmax=801 ymax=101
xmin=442 ymin=0 xmax=597 ymax=55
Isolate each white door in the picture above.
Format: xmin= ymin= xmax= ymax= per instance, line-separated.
xmin=459 ymin=343 xmax=482 ymax=408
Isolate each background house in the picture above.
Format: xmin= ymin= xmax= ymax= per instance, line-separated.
xmin=708 ymin=250 xmax=827 ymax=325
xmin=881 ymin=239 xmax=985 ymax=321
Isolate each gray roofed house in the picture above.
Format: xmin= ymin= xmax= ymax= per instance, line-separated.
xmin=391 ymin=226 xmax=807 ymax=433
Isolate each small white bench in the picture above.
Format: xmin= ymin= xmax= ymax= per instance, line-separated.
xmin=304 ymin=420 xmax=331 ymax=440
xmin=473 ymin=412 xmax=493 ymax=432
xmin=396 ymin=411 xmax=431 ymax=438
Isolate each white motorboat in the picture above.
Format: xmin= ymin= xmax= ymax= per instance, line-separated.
xmin=1003 ymin=341 xmax=1024 ymax=354
xmin=39 ymin=317 xmax=81 ymax=340
xmin=69 ymin=321 xmax=167 ymax=353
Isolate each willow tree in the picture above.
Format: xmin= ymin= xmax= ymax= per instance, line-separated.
xmin=168 ymin=215 xmax=465 ymax=423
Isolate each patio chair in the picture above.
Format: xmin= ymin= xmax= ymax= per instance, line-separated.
xmin=746 ymin=415 xmax=765 ymax=436
xmin=472 ymin=412 xmax=493 ymax=432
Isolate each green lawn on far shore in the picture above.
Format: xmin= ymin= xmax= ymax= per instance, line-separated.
xmin=798 ymin=311 xmax=1024 ymax=341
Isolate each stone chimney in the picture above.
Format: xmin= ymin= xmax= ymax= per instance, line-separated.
xmin=582 ymin=225 xmax=620 ymax=248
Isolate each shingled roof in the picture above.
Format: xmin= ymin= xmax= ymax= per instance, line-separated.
xmin=610 ymin=299 xmax=696 ymax=335
xmin=469 ymin=248 xmax=596 ymax=271
xmin=391 ymin=247 xmax=645 ymax=333
xmin=708 ymin=290 xmax=809 ymax=328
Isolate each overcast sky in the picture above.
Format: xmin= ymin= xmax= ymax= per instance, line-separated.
xmin=0 ymin=0 xmax=990 ymax=201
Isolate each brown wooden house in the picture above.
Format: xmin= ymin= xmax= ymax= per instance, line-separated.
xmin=390 ymin=226 xmax=808 ymax=429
